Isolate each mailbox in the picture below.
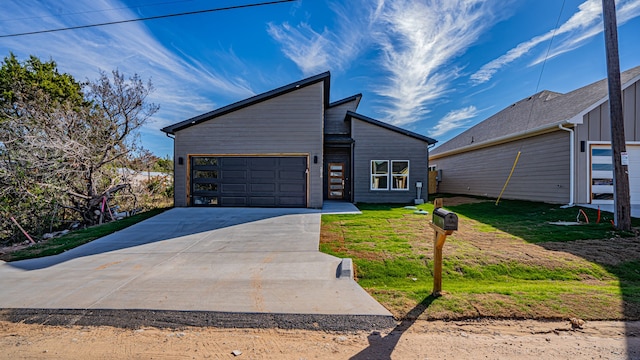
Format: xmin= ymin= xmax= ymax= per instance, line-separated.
xmin=432 ymin=208 xmax=458 ymax=231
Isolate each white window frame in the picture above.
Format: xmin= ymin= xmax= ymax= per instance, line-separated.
xmin=588 ymin=141 xmax=640 ymax=204
xmin=370 ymin=160 xmax=410 ymax=191
xmin=370 ymin=160 xmax=389 ymax=190
xmin=391 ymin=160 xmax=410 ymax=191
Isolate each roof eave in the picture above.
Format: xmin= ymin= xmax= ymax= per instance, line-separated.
xmin=430 ymin=120 xmax=574 ymax=160
xmin=346 ymin=111 xmax=437 ymax=144
xmin=329 ymin=94 xmax=362 ymax=109
xmin=568 ymin=70 xmax=640 ymax=127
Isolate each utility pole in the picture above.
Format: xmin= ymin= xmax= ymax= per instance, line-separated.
xmin=602 ymin=0 xmax=631 ymax=231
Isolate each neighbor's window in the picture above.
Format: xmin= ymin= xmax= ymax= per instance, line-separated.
xmin=371 ymin=160 xmax=389 ymax=190
xmin=391 ymin=160 xmax=409 ymax=190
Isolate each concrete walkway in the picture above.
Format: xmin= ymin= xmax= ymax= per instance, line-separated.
xmin=0 ymin=205 xmax=391 ymax=324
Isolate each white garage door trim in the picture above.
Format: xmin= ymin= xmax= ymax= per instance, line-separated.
xmin=589 ymin=143 xmax=640 ymax=205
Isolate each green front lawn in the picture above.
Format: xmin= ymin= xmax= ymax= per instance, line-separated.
xmin=320 ymin=198 xmax=640 ymax=320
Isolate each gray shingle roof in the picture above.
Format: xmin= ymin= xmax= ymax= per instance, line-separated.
xmin=431 ymin=65 xmax=640 ymax=156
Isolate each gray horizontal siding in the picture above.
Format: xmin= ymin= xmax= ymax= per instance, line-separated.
xmin=433 ymin=131 xmax=570 ymax=204
xmin=352 ymin=120 xmax=429 ymax=203
xmin=575 ymin=79 xmax=640 ymax=203
xmin=173 ymin=83 xmax=325 ymax=207
xmin=324 ymin=101 xmax=357 ymax=135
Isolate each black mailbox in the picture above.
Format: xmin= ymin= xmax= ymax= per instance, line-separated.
xmin=432 ymin=208 xmax=458 ymax=231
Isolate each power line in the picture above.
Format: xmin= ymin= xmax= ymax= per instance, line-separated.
xmin=0 ymin=0 xmax=296 ymax=38
xmin=0 ymin=0 xmax=194 ymax=23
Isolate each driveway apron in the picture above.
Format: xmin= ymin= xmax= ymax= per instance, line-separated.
xmin=0 ymin=207 xmax=391 ymax=317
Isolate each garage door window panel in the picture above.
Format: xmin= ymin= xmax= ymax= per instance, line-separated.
xmin=194 ymin=170 xmax=218 ymax=179
xmin=193 ymin=183 xmax=218 ymax=192
xmin=193 ymin=157 xmax=218 ymax=167
xmin=193 ymin=196 xmax=218 ymax=205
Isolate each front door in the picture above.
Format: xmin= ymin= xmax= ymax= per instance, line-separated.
xmin=328 ymin=163 xmax=345 ymax=200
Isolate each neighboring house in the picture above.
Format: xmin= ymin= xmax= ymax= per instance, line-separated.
xmin=430 ymin=65 xmax=640 ymax=206
xmin=161 ymin=72 xmax=436 ymax=208
xmin=118 ymin=168 xmax=172 ymax=187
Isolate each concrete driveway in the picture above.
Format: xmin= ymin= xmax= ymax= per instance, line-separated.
xmin=0 ymin=206 xmax=392 ymax=328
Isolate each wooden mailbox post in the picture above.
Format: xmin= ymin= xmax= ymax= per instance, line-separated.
xmin=430 ymin=205 xmax=458 ymax=296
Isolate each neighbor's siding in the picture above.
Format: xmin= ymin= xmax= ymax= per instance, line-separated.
xmin=433 ymin=130 xmax=571 ymax=204
xmin=575 ymin=79 xmax=640 ymax=203
xmin=580 ymin=80 xmax=639 ymax=142
xmin=173 ymin=82 xmax=325 ymax=208
xmin=351 ymin=120 xmax=429 ymax=203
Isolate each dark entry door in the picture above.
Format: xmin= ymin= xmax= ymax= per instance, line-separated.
xmin=328 ymin=163 xmax=345 ymax=200
xmin=190 ymin=156 xmax=307 ymax=207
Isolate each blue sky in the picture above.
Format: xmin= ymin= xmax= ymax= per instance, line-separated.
xmin=2 ymin=0 xmax=640 ymax=157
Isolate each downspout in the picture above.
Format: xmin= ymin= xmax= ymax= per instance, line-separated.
xmin=427 ymin=143 xmax=437 ymax=198
xmin=350 ymin=141 xmax=355 ymax=203
xmin=558 ymin=124 xmax=575 ymax=206
xmin=164 ymin=132 xmax=177 ymax=206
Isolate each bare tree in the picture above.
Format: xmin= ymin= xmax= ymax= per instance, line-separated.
xmin=0 ymin=60 xmax=158 ymax=242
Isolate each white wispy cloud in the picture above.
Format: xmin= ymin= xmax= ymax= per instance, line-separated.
xmin=531 ymin=0 xmax=640 ymax=65
xmin=428 ymin=106 xmax=479 ymax=138
xmin=372 ymin=0 xmax=498 ymax=126
xmin=266 ymin=1 xmax=376 ymax=76
xmin=266 ymin=22 xmax=332 ymax=75
xmin=471 ymin=0 xmax=640 ymax=84
xmin=268 ymin=0 xmax=501 ymax=127
xmin=0 ymin=0 xmax=255 ymax=131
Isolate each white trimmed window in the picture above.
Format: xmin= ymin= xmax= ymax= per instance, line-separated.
xmin=370 ymin=160 xmax=410 ymax=191
xmin=371 ymin=160 xmax=389 ymax=190
xmin=391 ymin=160 xmax=409 ymax=190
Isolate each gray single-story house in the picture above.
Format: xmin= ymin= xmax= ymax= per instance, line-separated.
xmin=161 ymin=72 xmax=436 ymax=208
xmin=429 ymin=65 xmax=640 ymax=205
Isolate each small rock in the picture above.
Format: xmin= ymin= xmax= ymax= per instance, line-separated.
xmin=334 ymin=336 xmax=347 ymax=342
xmin=569 ymin=317 xmax=585 ymax=330
xmin=232 ymin=350 xmax=242 ymax=356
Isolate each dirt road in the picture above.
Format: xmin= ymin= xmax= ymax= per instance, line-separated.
xmin=2 ymin=319 xmax=638 ymax=359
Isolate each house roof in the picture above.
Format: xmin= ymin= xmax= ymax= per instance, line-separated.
xmin=329 ymin=94 xmax=362 ymax=109
xmin=346 ymin=111 xmax=437 ymax=145
xmin=161 ymin=71 xmax=331 ymax=135
xmin=431 ymin=65 xmax=640 ymax=157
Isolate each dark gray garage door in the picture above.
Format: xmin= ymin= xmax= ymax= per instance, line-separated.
xmin=190 ymin=156 xmax=307 ymax=207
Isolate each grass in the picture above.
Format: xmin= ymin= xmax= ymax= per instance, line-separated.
xmin=0 ymin=208 xmax=168 ymax=262
xmin=447 ymin=197 xmax=639 ymax=242
xmin=320 ymin=198 xmax=640 ymax=320
xmin=3 ymin=197 xmax=638 ymax=321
